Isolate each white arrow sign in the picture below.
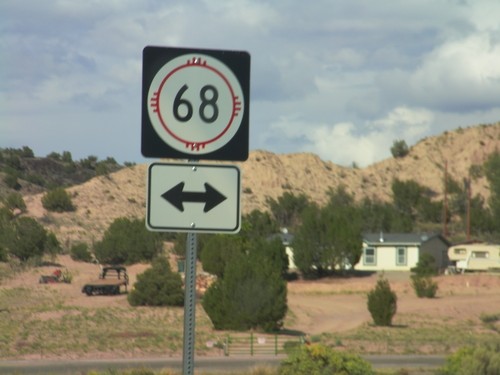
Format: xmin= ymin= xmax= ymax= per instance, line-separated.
xmin=146 ymin=162 xmax=241 ymax=233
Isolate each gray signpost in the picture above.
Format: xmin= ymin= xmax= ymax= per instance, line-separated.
xmin=142 ymin=46 xmax=250 ymax=375
xmin=182 ymin=232 xmax=197 ymax=375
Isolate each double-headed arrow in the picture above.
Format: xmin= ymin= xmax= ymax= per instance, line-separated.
xmin=162 ymin=182 xmax=227 ymax=213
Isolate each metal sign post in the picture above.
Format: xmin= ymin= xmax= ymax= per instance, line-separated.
xmin=142 ymin=46 xmax=250 ymax=375
xmin=182 ymin=232 xmax=197 ymax=375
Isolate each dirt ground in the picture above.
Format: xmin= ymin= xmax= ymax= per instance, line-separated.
xmin=287 ymin=272 xmax=500 ymax=335
xmin=3 ymin=255 xmax=500 ymax=337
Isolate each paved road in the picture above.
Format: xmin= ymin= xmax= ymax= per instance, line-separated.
xmin=0 ymin=355 xmax=446 ymax=374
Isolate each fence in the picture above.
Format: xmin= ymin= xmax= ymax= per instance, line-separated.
xmin=223 ymin=332 xmax=304 ymax=356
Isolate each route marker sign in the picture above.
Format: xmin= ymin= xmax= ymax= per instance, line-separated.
xmin=146 ymin=162 xmax=241 ymax=233
xmin=142 ymin=46 xmax=250 ymax=161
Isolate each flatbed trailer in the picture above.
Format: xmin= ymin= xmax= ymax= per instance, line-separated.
xmin=82 ymin=266 xmax=129 ymax=296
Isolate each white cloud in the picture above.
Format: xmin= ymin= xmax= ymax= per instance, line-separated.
xmin=407 ymin=32 xmax=500 ymax=111
xmin=373 ymin=107 xmax=433 ymax=134
xmin=308 ymin=122 xmax=382 ymax=167
xmin=267 ymin=106 xmax=433 ymax=167
xmin=464 ymin=0 xmax=500 ymax=32
xmin=203 ymin=0 xmax=278 ymax=29
xmin=2 ymin=0 xmax=500 ymax=166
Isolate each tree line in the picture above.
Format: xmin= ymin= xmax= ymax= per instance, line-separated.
xmin=0 ymin=146 xmax=133 ymax=192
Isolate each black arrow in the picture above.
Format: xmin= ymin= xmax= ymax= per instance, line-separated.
xmin=161 ymin=182 xmax=227 ymax=213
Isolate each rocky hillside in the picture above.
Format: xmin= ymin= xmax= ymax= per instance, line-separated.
xmin=21 ymin=122 xmax=500 ymax=246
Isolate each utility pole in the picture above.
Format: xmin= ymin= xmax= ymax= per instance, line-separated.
xmin=443 ymin=161 xmax=448 ymax=238
xmin=465 ymin=177 xmax=471 ymax=241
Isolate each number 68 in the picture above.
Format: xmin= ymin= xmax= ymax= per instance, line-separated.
xmin=173 ymin=84 xmax=219 ymax=124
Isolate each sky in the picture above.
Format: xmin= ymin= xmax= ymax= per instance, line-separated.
xmin=2 ymin=0 xmax=500 ymax=167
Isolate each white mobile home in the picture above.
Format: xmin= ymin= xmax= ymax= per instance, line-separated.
xmin=356 ymin=233 xmax=450 ymax=272
xmin=448 ymin=243 xmax=500 ymax=272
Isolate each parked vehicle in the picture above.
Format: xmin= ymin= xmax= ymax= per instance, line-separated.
xmin=39 ymin=269 xmax=72 ymax=284
xmin=448 ymin=243 xmax=500 ymax=273
xmin=82 ymin=266 xmax=129 ymax=296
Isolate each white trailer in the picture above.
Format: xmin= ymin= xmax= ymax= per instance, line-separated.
xmin=448 ymin=243 xmax=500 ymax=273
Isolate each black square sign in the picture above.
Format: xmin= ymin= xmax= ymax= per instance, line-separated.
xmin=142 ymin=46 xmax=250 ymax=161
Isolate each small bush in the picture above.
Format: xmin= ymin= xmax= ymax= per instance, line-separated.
xmin=411 ymin=275 xmax=438 ymax=298
xmin=128 ymin=257 xmax=184 ymax=307
xmin=0 ymin=245 xmax=7 ymax=262
xmin=25 ymin=173 xmax=46 ymax=186
xmin=4 ymin=173 xmax=20 ymax=190
xmin=7 ymin=217 xmax=48 ymax=262
xmin=41 ymin=187 xmax=75 ymax=212
xmin=438 ymin=342 xmax=500 ymax=375
xmin=283 ymin=341 xmax=302 ymax=355
xmin=411 ymin=253 xmax=438 ymax=276
xmin=70 ymin=243 xmax=93 ymax=262
xmin=61 ymin=269 xmax=73 ymax=283
xmin=279 ymin=344 xmax=374 ymax=375
xmin=95 ymin=162 xmax=109 ymax=176
xmin=45 ymin=231 xmax=62 ymax=256
xmin=479 ymin=312 xmax=500 ymax=324
xmin=390 ymin=139 xmax=409 ymax=158
xmin=93 ymin=217 xmax=163 ymax=265
xmin=367 ymin=275 xmax=397 ymax=326
xmin=3 ymin=192 xmax=26 ymax=212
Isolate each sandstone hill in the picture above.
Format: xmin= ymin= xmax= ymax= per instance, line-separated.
xmin=22 ymin=122 xmax=500 ymax=246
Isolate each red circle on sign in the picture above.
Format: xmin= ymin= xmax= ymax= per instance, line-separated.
xmin=149 ymin=57 xmax=243 ymax=153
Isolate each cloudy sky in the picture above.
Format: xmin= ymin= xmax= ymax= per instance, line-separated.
xmin=2 ymin=0 xmax=500 ymax=167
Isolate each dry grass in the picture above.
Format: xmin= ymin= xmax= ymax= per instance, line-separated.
xmin=1 ymin=257 xmax=500 ymax=361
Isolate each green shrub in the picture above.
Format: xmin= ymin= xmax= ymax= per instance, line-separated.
xmin=19 ymin=146 xmax=34 ymax=158
xmin=4 ymin=154 xmax=22 ymax=170
xmin=390 ymin=139 xmax=409 ymax=158
xmin=279 ymin=344 xmax=374 ymax=375
xmin=469 ymin=164 xmax=483 ymax=180
xmin=95 ymin=162 xmax=109 ymax=176
xmin=367 ymin=275 xmax=397 ymax=326
xmin=128 ymin=257 xmax=184 ymax=307
xmin=6 ymin=217 xmax=48 ymax=261
xmin=3 ymin=173 xmax=20 ymax=190
xmin=202 ymin=250 xmax=287 ymax=332
xmin=411 ymin=253 xmax=438 ymax=276
xmin=283 ymin=341 xmax=302 ymax=355
xmin=438 ymin=343 xmax=500 ymax=375
xmin=200 ymin=234 xmax=244 ymax=278
xmin=61 ymin=269 xmax=73 ymax=283
xmin=45 ymin=231 xmax=62 ymax=256
xmin=41 ymin=187 xmax=75 ymax=212
xmin=25 ymin=173 xmax=46 ymax=187
xmin=94 ymin=217 xmax=163 ymax=265
xmin=411 ymin=275 xmax=438 ymax=298
xmin=479 ymin=312 xmax=500 ymax=324
xmin=61 ymin=151 xmax=73 ymax=163
xmin=3 ymin=192 xmax=26 ymax=212
xmin=0 ymin=245 xmax=7 ymax=262
xmin=70 ymin=243 xmax=93 ymax=262
xmin=0 ymin=208 xmax=13 ymax=261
